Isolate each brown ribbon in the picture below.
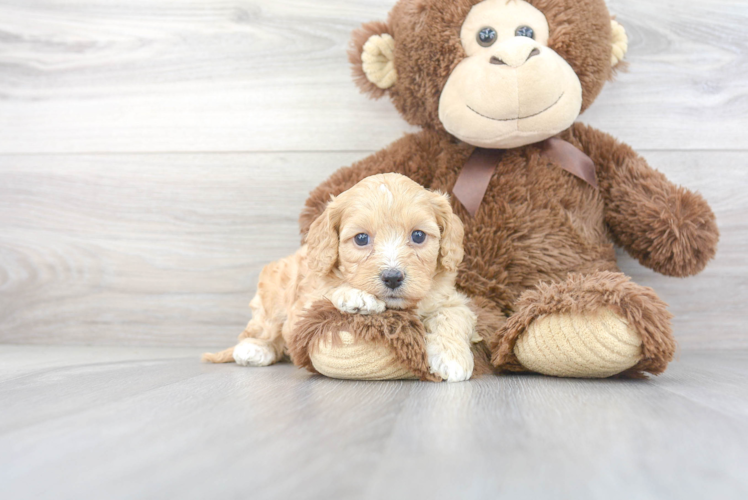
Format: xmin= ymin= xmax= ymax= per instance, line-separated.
xmin=451 ymin=148 xmax=502 ymax=218
xmin=452 ymin=137 xmax=598 ymax=217
xmin=540 ymin=137 xmax=598 ymax=189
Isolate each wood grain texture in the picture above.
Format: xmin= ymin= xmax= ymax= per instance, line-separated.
xmin=0 ymin=152 xmax=350 ymax=346
xmin=1 ymin=345 xmax=747 ymax=500
xmin=0 ymin=0 xmax=746 ymax=349
xmin=0 ymin=151 xmax=745 ymax=349
xmin=0 ymin=0 xmax=745 ymax=154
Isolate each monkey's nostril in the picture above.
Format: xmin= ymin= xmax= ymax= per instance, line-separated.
xmin=489 ymin=56 xmax=506 ymax=66
xmin=381 ymin=269 xmax=405 ymax=290
xmin=527 ymin=48 xmax=540 ymax=61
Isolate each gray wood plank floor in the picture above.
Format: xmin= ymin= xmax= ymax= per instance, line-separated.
xmin=1 ymin=345 xmax=747 ymax=500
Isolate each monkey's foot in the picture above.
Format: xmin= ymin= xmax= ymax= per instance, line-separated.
xmin=491 ymin=272 xmax=675 ymax=378
xmin=311 ymin=331 xmax=418 ymax=380
xmin=514 ymin=308 xmax=642 ymax=378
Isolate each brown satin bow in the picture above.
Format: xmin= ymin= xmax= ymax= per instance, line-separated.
xmin=452 ymin=137 xmax=598 ymax=217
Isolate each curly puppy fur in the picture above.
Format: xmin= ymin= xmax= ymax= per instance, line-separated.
xmin=297 ymin=0 xmax=718 ymax=378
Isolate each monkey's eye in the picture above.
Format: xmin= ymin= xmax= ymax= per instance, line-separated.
xmin=477 ymin=27 xmax=497 ymax=47
xmin=515 ymin=26 xmax=535 ymax=39
xmin=354 ymin=233 xmax=370 ymax=246
xmin=411 ymin=230 xmax=426 ymax=244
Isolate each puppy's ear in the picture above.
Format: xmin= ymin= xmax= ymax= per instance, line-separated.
xmin=305 ymin=197 xmax=342 ymax=276
xmin=349 ymin=21 xmax=396 ymax=99
xmin=431 ymin=192 xmax=464 ymax=273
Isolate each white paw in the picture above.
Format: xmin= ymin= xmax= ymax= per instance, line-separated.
xmin=331 ymin=288 xmax=386 ymax=315
xmin=426 ymin=338 xmax=474 ymax=383
xmin=233 ymin=340 xmax=277 ymax=367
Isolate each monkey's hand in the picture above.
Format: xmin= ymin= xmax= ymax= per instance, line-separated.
xmin=569 ymin=123 xmax=719 ymax=277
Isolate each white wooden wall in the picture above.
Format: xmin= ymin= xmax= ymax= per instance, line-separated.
xmin=1 ymin=0 xmax=746 ymax=349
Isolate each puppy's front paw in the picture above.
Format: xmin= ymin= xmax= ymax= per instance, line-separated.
xmin=426 ymin=336 xmax=474 ymax=382
xmin=233 ymin=339 xmax=277 ymax=367
xmin=331 ymin=288 xmax=386 ymax=315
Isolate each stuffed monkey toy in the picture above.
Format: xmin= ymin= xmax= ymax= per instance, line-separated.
xmin=290 ymin=0 xmax=719 ymax=380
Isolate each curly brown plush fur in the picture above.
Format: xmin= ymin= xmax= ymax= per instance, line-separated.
xmin=295 ymin=0 xmax=718 ymax=378
xmin=571 ymin=124 xmax=719 ymax=277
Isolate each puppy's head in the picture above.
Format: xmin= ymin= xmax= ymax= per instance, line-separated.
xmin=306 ymin=173 xmax=464 ymax=309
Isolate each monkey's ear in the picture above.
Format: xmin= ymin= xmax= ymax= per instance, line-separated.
xmin=348 ymin=21 xmax=397 ymax=99
xmin=610 ymin=19 xmax=629 ymax=69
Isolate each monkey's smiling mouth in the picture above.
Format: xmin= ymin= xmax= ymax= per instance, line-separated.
xmin=467 ymin=92 xmax=565 ymax=122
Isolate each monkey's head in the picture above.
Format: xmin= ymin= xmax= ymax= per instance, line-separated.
xmin=350 ymin=0 xmax=628 ymax=149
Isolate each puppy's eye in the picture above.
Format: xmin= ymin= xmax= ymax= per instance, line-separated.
xmin=354 ymin=233 xmax=369 ymax=246
xmin=477 ymin=27 xmax=497 ymax=47
xmin=411 ymin=230 xmax=426 ymax=244
xmin=515 ymin=26 xmax=535 ymax=39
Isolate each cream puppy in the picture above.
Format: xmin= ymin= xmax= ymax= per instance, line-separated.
xmin=204 ymin=173 xmax=478 ymax=382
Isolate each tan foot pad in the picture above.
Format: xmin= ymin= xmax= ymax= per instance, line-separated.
xmin=310 ymin=331 xmax=419 ymax=380
xmin=514 ymin=307 xmax=642 ymax=378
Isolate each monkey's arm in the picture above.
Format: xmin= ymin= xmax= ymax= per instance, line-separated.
xmin=299 ymin=130 xmax=437 ymax=236
xmin=567 ymin=123 xmax=718 ymax=277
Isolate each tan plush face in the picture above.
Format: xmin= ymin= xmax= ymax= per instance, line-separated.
xmin=306 ymin=174 xmax=464 ymax=309
xmin=438 ymin=0 xmax=583 ymax=148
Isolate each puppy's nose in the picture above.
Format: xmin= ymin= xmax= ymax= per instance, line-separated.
xmin=381 ymin=269 xmax=404 ymax=290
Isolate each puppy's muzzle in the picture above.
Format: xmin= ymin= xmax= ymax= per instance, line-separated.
xmin=381 ymin=269 xmax=404 ymax=290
